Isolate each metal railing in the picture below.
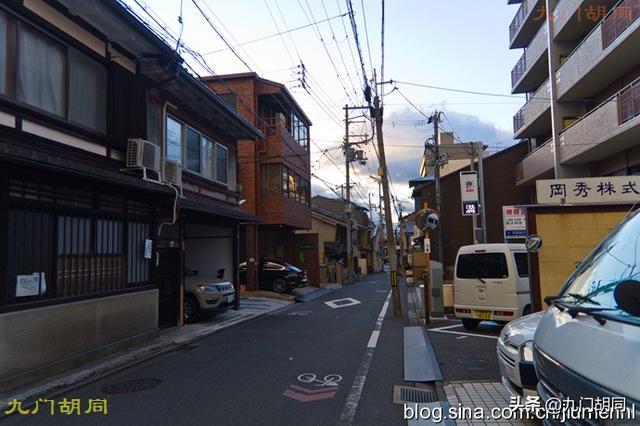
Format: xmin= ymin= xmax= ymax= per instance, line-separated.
xmin=619 ymin=78 xmax=640 ymax=123
xmin=602 ymin=0 xmax=640 ymax=48
xmin=513 ymin=108 xmax=526 ymax=133
xmin=511 ymin=53 xmax=527 ymax=87
xmin=510 ymin=0 xmax=529 ymax=41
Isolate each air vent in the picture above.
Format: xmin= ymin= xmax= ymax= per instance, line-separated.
xmin=393 ymin=385 xmax=438 ymax=404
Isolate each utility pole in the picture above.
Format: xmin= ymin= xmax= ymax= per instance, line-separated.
xmin=477 ymin=142 xmax=488 ymax=243
xmin=373 ymin=85 xmax=402 ymax=317
xmin=430 ymin=110 xmax=444 ymax=264
xmin=344 ymin=105 xmax=353 ymax=284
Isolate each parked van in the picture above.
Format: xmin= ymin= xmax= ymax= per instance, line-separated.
xmin=454 ymin=244 xmax=530 ymax=330
xmin=534 ymin=210 xmax=640 ymax=422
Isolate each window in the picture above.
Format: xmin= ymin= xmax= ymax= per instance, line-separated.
xmin=216 ymin=143 xmax=228 ymax=184
xmin=127 ymin=222 xmax=150 ymax=284
xmin=202 ymin=137 xmax=215 ymax=179
xmin=288 ymin=173 xmax=298 ymax=199
xmin=456 ymin=253 xmax=509 ymax=279
xmin=0 ymin=15 xmax=107 ymax=132
xmin=289 ymin=111 xmax=309 ymax=150
xmin=261 ymin=164 xmax=281 ymax=195
xmin=282 ymin=167 xmax=289 ymax=195
xmin=17 ymin=25 xmax=65 ymax=117
xmin=0 ymin=11 xmax=7 ymax=95
xmin=185 ymin=127 xmax=201 ymax=173
xmin=69 ymin=49 xmax=106 ymax=132
xmin=514 ymin=253 xmax=529 ymax=278
xmin=166 ymin=116 xmax=182 ymax=165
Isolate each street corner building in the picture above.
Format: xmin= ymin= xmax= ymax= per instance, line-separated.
xmin=0 ymin=0 xmax=261 ymax=393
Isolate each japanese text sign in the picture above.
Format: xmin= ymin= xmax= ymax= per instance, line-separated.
xmin=536 ymin=176 xmax=640 ymax=205
xmin=460 ymin=171 xmax=479 ymax=216
xmin=502 ymin=206 xmax=527 ymax=239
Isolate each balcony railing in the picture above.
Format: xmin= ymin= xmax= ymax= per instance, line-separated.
xmin=619 ymin=77 xmax=640 ymax=123
xmin=511 ymin=54 xmax=527 ymax=87
xmin=602 ymin=0 xmax=640 ymax=47
xmin=514 ymin=109 xmax=525 ymax=133
xmin=510 ymin=0 xmax=529 ymax=41
xmin=516 ymin=138 xmax=554 ymax=184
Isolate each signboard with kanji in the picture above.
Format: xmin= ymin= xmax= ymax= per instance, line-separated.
xmin=536 ymin=177 xmax=640 ymax=205
xmin=502 ymin=206 xmax=527 ymax=239
xmin=460 ymin=171 xmax=479 ymax=216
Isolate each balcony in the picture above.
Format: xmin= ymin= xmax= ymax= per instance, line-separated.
xmin=515 ymin=139 xmax=554 ymax=185
xmin=511 ymin=22 xmax=549 ymax=93
xmin=559 ymin=77 xmax=640 ymax=163
xmin=556 ymin=0 xmax=640 ymax=100
xmin=513 ymin=80 xmax=552 ymax=138
xmin=510 ymin=0 xmax=546 ymax=48
xmin=263 ymin=117 xmax=310 ymax=173
xmin=553 ymin=0 xmax=618 ymax=41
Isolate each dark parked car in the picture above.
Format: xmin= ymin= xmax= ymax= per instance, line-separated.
xmin=239 ymin=260 xmax=308 ymax=293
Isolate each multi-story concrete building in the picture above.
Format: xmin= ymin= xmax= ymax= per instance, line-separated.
xmin=510 ymin=0 xmax=640 ymax=188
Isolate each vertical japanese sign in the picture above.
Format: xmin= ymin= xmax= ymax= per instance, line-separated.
xmin=502 ymin=206 xmax=527 ymax=239
xmin=460 ymin=171 xmax=479 ymax=216
xmin=536 ymin=177 xmax=640 ymax=204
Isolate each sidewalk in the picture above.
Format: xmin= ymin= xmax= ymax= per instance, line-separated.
xmin=0 ymin=295 xmax=293 ymax=412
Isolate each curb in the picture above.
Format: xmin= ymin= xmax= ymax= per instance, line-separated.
xmin=0 ymin=300 xmax=294 ymax=418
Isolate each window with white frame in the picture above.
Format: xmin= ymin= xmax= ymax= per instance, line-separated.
xmin=165 ymin=115 xmax=229 ymax=185
xmin=216 ymin=143 xmax=228 ymax=184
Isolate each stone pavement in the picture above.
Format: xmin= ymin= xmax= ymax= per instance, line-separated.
xmin=444 ymin=382 xmax=537 ymax=426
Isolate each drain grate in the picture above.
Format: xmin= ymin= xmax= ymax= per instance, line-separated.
xmin=101 ymin=378 xmax=162 ymax=395
xmin=393 ymin=385 xmax=438 ymax=404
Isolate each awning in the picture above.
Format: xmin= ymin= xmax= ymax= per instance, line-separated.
xmin=181 ymin=197 xmax=257 ymax=222
xmin=0 ymin=141 xmax=172 ymax=195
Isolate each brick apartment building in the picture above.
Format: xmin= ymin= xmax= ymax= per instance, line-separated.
xmin=203 ymin=73 xmax=315 ymax=289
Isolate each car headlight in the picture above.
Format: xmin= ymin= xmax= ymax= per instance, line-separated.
xmin=197 ymin=285 xmax=219 ymax=293
xmin=520 ymin=341 xmax=534 ymax=362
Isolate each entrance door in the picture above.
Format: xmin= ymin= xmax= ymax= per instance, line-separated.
xmin=293 ymin=234 xmax=320 ymax=287
xmin=156 ymin=248 xmax=179 ymax=328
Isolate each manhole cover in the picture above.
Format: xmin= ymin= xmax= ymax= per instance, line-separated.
xmin=393 ymin=385 xmax=438 ymax=404
xmin=102 ymin=378 xmax=162 ymax=394
xmin=456 ymin=356 xmax=488 ymax=366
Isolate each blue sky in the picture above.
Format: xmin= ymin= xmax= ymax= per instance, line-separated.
xmin=122 ymin=0 xmax=525 ymax=211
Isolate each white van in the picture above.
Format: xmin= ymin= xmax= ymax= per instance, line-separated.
xmin=454 ymin=244 xmax=531 ymax=330
xmin=534 ymin=210 xmax=640 ymax=422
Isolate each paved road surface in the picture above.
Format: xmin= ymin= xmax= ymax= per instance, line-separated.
xmin=2 ymin=274 xmax=407 ymax=426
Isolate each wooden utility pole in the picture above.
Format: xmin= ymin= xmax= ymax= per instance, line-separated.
xmin=373 ymin=92 xmax=401 ymax=317
xmin=344 ymin=105 xmax=353 ymax=284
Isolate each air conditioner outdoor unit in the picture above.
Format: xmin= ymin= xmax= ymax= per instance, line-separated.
xmin=163 ymin=159 xmax=183 ymax=194
xmin=125 ymin=138 xmax=161 ymax=182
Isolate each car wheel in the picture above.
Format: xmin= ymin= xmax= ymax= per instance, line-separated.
xmin=522 ymin=304 xmax=531 ymax=316
xmin=461 ymin=318 xmax=480 ymax=331
xmin=273 ymin=278 xmax=287 ymax=294
xmin=184 ymin=296 xmax=199 ymax=324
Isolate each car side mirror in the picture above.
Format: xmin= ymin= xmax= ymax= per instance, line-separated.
xmin=525 ymin=234 xmax=543 ymax=253
xmin=614 ymin=280 xmax=640 ymax=316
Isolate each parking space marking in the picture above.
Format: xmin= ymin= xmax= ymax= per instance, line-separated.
xmin=430 ymin=324 xmax=466 ymax=331
xmin=429 ymin=328 xmax=499 ymax=340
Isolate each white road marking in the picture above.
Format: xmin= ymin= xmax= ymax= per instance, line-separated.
xmin=430 ymin=324 xmax=466 ymax=331
xmin=325 ymin=298 xmax=362 ymax=309
xmin=337 ymin=291 xmax=392 ymax=426
xmin=429 ymin=329 xmax=499 ymax=340
xmin=366 ymin=330 xmax=380 ymax=348
xmin=456 ymin=336 xmax=468 ymax=340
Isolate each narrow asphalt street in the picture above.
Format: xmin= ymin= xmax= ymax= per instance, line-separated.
xmin=2 ymin=273 xmax=407 ymax=426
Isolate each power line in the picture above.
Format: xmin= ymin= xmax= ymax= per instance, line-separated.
xmin=359 ymin=0 xmax=374 ymax=77
xmin=202 ymin=12 xmax=348 ymax=55
xmin=393 ymin=79 xmax=527 ymax=100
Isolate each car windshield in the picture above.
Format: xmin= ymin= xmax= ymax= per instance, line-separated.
xmin=561 ymin=210 xmax=640 ymax=323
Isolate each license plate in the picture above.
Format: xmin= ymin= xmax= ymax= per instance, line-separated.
xmin=474 ymin=310 xmax=492 ymax=320
xmin=225 ymin=295 xmax=235 ymax=304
